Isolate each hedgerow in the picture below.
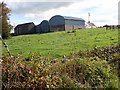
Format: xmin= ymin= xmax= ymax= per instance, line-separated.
xmin=2 ymin=44 xmax=120 ymax=89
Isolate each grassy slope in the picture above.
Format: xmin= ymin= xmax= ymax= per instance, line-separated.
xmin=3 ymin=28 xmax=118 ymax=58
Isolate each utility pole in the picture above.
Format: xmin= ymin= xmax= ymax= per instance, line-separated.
xmin=88 ymin=12 xmax=90 ymax=23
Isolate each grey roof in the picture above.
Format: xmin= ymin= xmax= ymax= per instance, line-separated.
xmin=63 ymin=16 xmax=85 ymax=21
xmin=15 ymin=22 xmax=35 ymax=31
xmin=16 ymin=22 xmax=34 ymax=27
xmin=87 ymin=22 xmax=96 ymax=26
xmin=49 ymin=15 xmax=85 ymax=26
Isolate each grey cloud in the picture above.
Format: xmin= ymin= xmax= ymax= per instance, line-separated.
xmin=8 ymin=2 xmax=73 ymax=15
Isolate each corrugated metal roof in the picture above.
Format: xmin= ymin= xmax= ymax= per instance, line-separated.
xmin=16 ymin=22 xmax=34 ymax=27
xmin=62 ymin=16 xmax=85 ymax=21
xmin=49 ymin=15 xmax=85 ymax=26
xmin=15 ymin=22 xmax=35 ymax=30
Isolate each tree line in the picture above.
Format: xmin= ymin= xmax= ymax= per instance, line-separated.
xmin=0 ymin=2 xmax=12 ymax=39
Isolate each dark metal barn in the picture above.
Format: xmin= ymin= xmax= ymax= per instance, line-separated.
xmin=40 ymin=20 xmax=50 ymax=33
xmin=14 ymin=22 xmax=35 ymax=35
xmin=49 ymin=15 xmax=85 ymax=32
xmin=35 ymin=20 xmax=50 ymax=33
xmin=35 ymin=24 xmax=42 ymax=33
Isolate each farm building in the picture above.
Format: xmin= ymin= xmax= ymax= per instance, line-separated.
xmin=35 ymin=24 xmax=42 ymax=33
xmin=85 ymin=22 xmax=97 ymax=28
xmin=36 ymin=20 xmax=50 ymax=33
xmin=49 ymin=15 xmax=85 ymax=32
xmin=14 ymin=22 xmax=35 ymax=35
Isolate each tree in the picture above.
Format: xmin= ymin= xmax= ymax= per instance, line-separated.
xmin=0 ymin=2 xmax=12 ymax=39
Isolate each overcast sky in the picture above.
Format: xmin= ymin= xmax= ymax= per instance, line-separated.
xmin=2 ymin=0 xmax=119 ymax=28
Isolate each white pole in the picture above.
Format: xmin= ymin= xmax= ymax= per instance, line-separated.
xmin=88 ymin=12 xmax=90 ymax=23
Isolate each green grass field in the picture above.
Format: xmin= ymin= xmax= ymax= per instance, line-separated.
xmin=3 ymin=28 xmax=118 ymax=58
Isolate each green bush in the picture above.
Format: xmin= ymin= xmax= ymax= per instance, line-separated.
xmin=49 ymin=58 xmax=118 ymax=88
xmin=2 ymin=45 xmax=119 ymax=89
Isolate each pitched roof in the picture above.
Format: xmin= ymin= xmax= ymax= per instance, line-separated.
xmin=86 ymin=22 xmax=97 ymax=28
xmin=15 ymin=22 xmax=35 ymax=30
xmin=16 ymin=22 xmax=34 ymax=27
xmin=87 ymin=22 xmax=96 ymax=26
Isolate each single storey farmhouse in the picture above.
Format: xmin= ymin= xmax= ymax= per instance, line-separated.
xmin=86 ymin=22 xmax=97 ymax=28
xmin=36 ymin=20 xmax=50 ymax=33
xmin=14 ymin=22 xmax=35 ymax=35
xmin=49 ymin=15 xmax=85 ymax=32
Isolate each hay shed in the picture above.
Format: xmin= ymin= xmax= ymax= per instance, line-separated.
xmin=49 ymin=15 xmax=85 ymax=32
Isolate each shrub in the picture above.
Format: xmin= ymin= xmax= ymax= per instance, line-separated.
xmin=49 ymin=58 xmax=118 ymax=88
xmin=2 ymin=44 xmax=119 ymax=89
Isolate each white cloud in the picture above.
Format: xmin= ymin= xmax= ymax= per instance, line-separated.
xmin=4 ymin=0 xmax=84 ymax=2
xmin=56 ymin=0 xmax=119 ymax=26
xmin=4 ymin=0 xmax=119 ymax=26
